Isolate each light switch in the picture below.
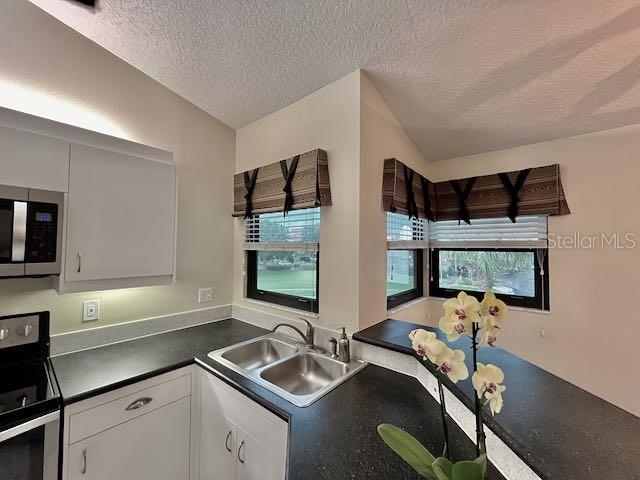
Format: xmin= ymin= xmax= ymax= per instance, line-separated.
xmin=83 ymin=299 xmax=100 ymax=322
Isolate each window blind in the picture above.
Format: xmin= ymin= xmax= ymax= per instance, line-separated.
xmin=387 ymin=212 xmax=427 ymax=250
xmin=428 ymin=216 xmax=548 ymax=249
xmin=244 ymin=207 xmax=320 ymax=251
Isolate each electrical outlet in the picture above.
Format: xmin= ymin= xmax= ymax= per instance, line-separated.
xmin=198 ymin=287 xmax=213 ymax=303
xmin=83 ymin=300 xmax=100 ymax=322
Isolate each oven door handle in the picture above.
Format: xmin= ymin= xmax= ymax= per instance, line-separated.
xmin=0 ymin=411 xmax=59 ymax=443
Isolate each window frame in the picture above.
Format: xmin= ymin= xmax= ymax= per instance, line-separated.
xmin=246 ymin=249 xmax=320 ymax=313
xmin=387 ymin=248 xmax=424 ymax=309
xmin=428 ymin=247 xmax=549 ymax=310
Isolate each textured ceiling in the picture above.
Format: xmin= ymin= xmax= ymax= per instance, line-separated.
xmin=27 ymin=0 xmax=640 ymax=161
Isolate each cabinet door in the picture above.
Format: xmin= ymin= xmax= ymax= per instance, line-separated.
xmin=199 ymin=373 xmax=237 ymax=480
xmin=65 ymin=143 xmax=176 ymax=281
xmin=236 ymin=426 xmax=283 ymax=480
xmin=68 ymin=397 xmax=190 ymax=480
xmin=0 ymin=125 xmax=70 ymax=192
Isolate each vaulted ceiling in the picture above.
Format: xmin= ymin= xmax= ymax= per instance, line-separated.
xmin=29 ymin=0 xmax=640 ymax=161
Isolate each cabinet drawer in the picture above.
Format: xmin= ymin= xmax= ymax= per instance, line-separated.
xmin=69 ymin=374 xmax=190 ymax=444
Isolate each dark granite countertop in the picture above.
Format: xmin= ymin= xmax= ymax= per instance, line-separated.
xmin=52 ymin=319 xmax=504 ymax=480
xmin=353 ymin=319 xmax=640 ymax=480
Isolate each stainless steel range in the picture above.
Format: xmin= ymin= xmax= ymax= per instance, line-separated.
xmin=0 ymin=312 xmax=61 ymax=480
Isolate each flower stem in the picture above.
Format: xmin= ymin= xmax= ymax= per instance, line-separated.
xmin=472 ymin=322 xmax=487 ymax=457
xmin=437 ymin=377 xmax=451 ymax=460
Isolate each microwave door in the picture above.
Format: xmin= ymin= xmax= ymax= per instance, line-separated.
xmin=0 ymin=199 xmax=26 ymax=277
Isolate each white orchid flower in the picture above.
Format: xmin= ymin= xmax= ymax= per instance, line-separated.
xmin=437 ymin=347 xmax=469 ymax=383
xmin=440 ymin=291 xmax=480 ymax=341
xmin=409 ymin=329 xmax=446 ymax=364
xmin=472 ymin=363 xmax=506 ymax=415
xmin=444 ymin=291 xmax=481 ymax=321
xmin=439 ymin=292 xmax=480 ymax=342
xmin=439 ymin=313 xmax=470 ymax=342
xmin=480 ymin=292 xmax=507 ymax=322
xmin=480 ymin=326 xmax=499 ymax=348
xmin=480 ymin=315 xmax=501 ymax=347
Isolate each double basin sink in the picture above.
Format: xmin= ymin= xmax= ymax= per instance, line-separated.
xmin=208 ymin=333 xmax=367 ymax=407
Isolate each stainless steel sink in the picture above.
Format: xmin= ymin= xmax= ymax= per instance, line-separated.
xmin=260 ymin=352 xmax=350 ymax=396
xmin=221 ymin=338 xmax=297 ymax=371
xmin=207 ymin=333 xmax=367 ymax=407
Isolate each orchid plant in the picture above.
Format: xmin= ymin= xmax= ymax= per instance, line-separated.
xmin=378 ymin=291 xmax=508 ymax=480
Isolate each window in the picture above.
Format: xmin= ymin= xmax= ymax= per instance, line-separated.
xmin=387 ymin=212 xmax=426 ymax=309
xmin=428 ymin=216 xmax=549 ymax=310
xmin=245 ymin=208 xmax=319 ymax=312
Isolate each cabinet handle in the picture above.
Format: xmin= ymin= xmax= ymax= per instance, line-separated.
xmin=81 ymin=448 xmax=87 ymax=475
xmin=237 ymin=440 xmax=246 ymax=464
xmin=125 ymin=397 xmax=153 ymax=411
xmin=225 ymin=430 xmax=232 ymax=452
xmin=77 ymin=252 xmax=82 ymax=273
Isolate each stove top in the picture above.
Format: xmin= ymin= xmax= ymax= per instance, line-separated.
xmin=0 ymin=312 xmax=60 ymax=431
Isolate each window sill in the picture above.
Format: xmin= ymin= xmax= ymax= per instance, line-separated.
xmin=241 ymin=297 xmax=320 ymax=319
xmin=387 ymin=296 xmax=428 ymax=315
xmin=426 ymin=296 xmax=551 ymax=315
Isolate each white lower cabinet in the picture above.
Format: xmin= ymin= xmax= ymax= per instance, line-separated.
xmin=68 ymin=397 xmax=190 ymax=480
xmin=199 ymin=371 xmax=288 ymax=480
xmin=62 ymin=368 xmax=193 ymax=480
xmin=61 ymin=366 xmax=288 ymax=480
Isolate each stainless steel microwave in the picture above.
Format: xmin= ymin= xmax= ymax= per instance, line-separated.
xmin=0 ymin=186 xmax=63 ymax=278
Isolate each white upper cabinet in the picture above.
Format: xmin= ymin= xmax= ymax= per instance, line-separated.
xmin=0 ymin=125 xmax=70 ymax=192
xmin=0 ymin=107 xmax=176 ymax=293
xmin=64 ymin=144 xmax=176 ymax=283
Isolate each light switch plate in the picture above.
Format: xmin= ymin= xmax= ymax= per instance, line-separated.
xmin=198 ymin=287 xmax=213 ymax=303
xmin=83 ymin=300 xmax=100 ymax=322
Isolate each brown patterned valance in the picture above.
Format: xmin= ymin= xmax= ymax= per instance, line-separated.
xmin=382 ymin=158 xmax=570 ymax=223
xmin=383 ymin=158 xmax=438 ymax=221
xmin=233 ymin=148 xmax=331 ymax=217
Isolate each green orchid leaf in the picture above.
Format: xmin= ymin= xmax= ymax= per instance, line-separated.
xmin=377 ymin=424 xmax=437 ymax=479
xmin=451 ymin=458 xmax=485 ymax=480
xmin=473 ymin=454 xmax=487 ymax=478
xmin=432 ymin=457 xmax=454 ymax=480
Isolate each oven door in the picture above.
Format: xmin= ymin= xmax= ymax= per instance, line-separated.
xmin=0 ymin=412 xmax=60 ymax=480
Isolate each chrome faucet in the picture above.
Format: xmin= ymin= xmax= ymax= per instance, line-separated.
xmin=271 ymin=318 xmax=315 ymax=349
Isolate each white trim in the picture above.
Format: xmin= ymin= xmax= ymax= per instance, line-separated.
xmin=239 ymin=298 xmax=320 ymax=319
xmin=387 ymin=296 xmax=428 ymax=315
xmin=387 ymin=240 xmax=429 ymax=250
xmin=243 ymin=242 xmax=318 ymax=251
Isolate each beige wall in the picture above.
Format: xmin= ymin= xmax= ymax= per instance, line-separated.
xmin=406 ymin=125 xmax=640 ymax=416
xmin=233 ymin=71 xmax=430 ymax=334
xmin=0 ymin=1 xmax=235 ymax=334
xmin=358 ymin=72 xmax=432 ymax=329
xmin=234 ymin=71 xmax=360 ymax=332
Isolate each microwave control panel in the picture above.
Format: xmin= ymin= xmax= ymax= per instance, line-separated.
xmin=25 ymin=202 xmax=58 ymax=263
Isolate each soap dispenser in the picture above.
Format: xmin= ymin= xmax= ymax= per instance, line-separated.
xmin=338 ymin=327 xmax=350 ymax=363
